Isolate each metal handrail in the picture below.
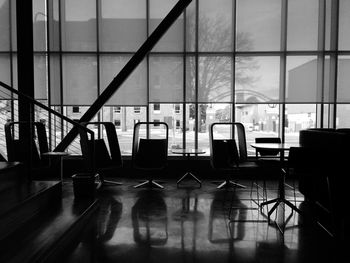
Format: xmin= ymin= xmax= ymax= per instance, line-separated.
xmin=0 ymin=80 xmax=95 ymax=142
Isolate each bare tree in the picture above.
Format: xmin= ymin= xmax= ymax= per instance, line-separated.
xmin=186 ymin=13 xmax=258 ymax=132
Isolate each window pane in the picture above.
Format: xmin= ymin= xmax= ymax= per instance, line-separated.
xmin=325 ymin=0 xmax=334 ymax=51
xmin=337 ymin=56 xmax=350 ymax=103
xmin=235 ymin=104 xmax=280 ymax=155
xmin=101 ymin=106 xmax=146 ymax=155
xmin=62 ymin=0 xmax=96 ymax=51
xmin=287 ymin=0 xmax=318 ymax=50
xmin=336 ymin=104 xmax=350 ymax=128
xmin=235 ymin=56 xmax=280 ymax=103
xmin=100 ymin=55 xmax=147 ymax=106
xmin=339 ymin=0 xmax=350 ymax=50
xmin=33 ymin=0 xmax=47 ymax=51
xmin=0 ymin=54 xmax=11 ymax=99
xmin=286 ymin=56 xmax=318 ymax=103
xmin=100 ymin=0 xmax=146 ymax=52
xmin=149 ymin=0 xmax=183 ymax=52
xmin=149 ymin=103 xmax=184 ymax=154
xmin=34 ymin=54 xmax=47 ymax=100
xmin=48 ymin=0 xmax=60 ymax=52
xmin=197 ymin=103 xmax=233 ymax=155
xmin=198 ymin=56 xmax=232 ymax=103
xmin=236 ymin=0 xmax=281 ymax=51
xmin=61 ymin=55 xmax=97 ymax=105
xmin=149 ymin=55 xmax=183 ymax=103
xmin=285 ymin=104 xmax=316 ymax=143
xmin=185 ymin=56 xmax=195 ymax=102
xmin=49 ymin=55 xmax=61 ymax=105
xmin=186 ymin=103 xmax=196 ymax=149
xmin=197 ymin=104 xmax=209 ymax=155
xmin=323 ymin=55 xmax=336 ymax=103
xmin=185 ymin=0 xmax=196 ymax=52
xmin=0 ymin=0 xmax=10 ymax=51
xmin=198 ymin=0 xmax=232 ymax=52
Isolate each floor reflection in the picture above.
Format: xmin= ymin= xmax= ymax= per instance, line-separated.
xmin=209 ymin=191 xmax=247 ymax=243
xmin=132 ymin=190 xmax=168 ymax=246
xmin=65 ymin=180 xmax=338 ymax=263
xmin=97 ymin=196 xmax=123 ymax=242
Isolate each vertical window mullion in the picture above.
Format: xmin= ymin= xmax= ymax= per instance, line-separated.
xmin=46 ymin=0 xmax=52 ymax=149
xmin=9 ymin=0 xmax=15 ymax=125
xmin=232 ymin=0 xmax=236 ymax=137
xmin=146 ymin=0 xmax=150 ymax=138
xmin=332 ymin=0 xmax=339 ymax=128
xmin=280 ymin=0 xmax=288 ymax=143
xmin=194 ymin=0 xmax=199 ymax=150
xmin=58 ymin=0 xmax=64 ymax=141
xmin=96 ymin=0 xmax=101 ymax=138
xmin=183 ymin=4 xmax=187 ymax=149
xmin=317 ymin=0 xmax=326 ymax=128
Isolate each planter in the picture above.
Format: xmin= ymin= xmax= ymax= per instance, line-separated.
xmin=72 ymin=173 xmax=99 ymax=198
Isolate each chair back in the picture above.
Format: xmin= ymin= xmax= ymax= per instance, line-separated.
xmin=211 ymin=139 xmax=240 ymax=168
xmin=132 ymin=122 xmax=168 ymax=170
xmin=209 ymin=122 xmax=248 ymax=169
xmin=5 ymin=121 xmax=48 ymax=165
xmin=255 ymin=137 xmax=281 ymax=157
xmin=80 ymin=122 xmax=123 ymax=172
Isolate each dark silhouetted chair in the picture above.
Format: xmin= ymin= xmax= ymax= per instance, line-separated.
xmin=132 ymin=122 xmax=168 ymax=189
xmin=80 ymin=122 xmax=123 ymax=186
xmin=209 ymin=122 xmax=251 ymax=189
xmin=5 ymin=121 xmax=53 ymax=179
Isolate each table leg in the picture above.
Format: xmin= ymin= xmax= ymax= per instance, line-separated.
xmin=260 ymin=167 xmax=302 ymax=234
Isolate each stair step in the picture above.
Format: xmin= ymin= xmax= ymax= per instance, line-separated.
xmin=0 ymin=183 xmax=99 ymax=263
xmin=0 ymin=180 xmax=62 ymax=241
xmin=0 ymin=162 xmax=24 ymax=192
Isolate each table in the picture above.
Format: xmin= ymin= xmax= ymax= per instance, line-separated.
xmin=171 ymin=148 xmax=205 ymax=188
xmin=42 ymin=151 xmax=69 ymax=181
xmin=250 ymin=143 xmax=302 ymax=233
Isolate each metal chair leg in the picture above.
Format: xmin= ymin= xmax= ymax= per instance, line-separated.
xmin=134 ymin=179 xmax=164 ymax=189
xmin=217 ymin=180 xmax=246 ymax=189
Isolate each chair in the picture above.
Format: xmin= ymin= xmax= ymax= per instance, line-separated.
xmin=283 ymin=147 xmax=308 ymax=207
xmin=209 ymin=122 xmax=249 ymax=189
xmin=80 ymin=122 xmax=123 ymax=186
xmin=5 ymin=121 xmax=53 ymax=179
xmin=251 ymin=137 xmax=282 ymax=205
xmin=132 ymin=122 xmax=168 ymax=189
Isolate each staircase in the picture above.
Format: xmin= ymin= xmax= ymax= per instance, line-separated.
xmin=0 ymin=163 xmax=99 ymax=263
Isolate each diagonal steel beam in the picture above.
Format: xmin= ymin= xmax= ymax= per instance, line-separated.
xmin=55 ymin=0 xmax=192 ymax=151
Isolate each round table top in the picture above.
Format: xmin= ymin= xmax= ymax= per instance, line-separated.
xmin=171 ymin=148 xmax=206 ymax=155
xmin=42 ymin=151 xmax=70 ymax=156
xmin=250 ymin=143 xmax=301 ymax=150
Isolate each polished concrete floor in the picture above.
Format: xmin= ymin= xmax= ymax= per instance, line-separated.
xmin=65 ymin=178 xmax=341 ymax=263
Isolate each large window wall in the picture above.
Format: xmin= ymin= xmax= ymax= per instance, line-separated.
xmin=2 ymin=0 xmax=350 ymax=156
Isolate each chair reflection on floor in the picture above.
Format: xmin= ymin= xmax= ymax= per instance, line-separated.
xmin=172 ymin=190 xmax=204 ymax=259
xmin=97 ymin=196 xmax=123 ymax=242
xmin=131 ymin=190 xmax=168 ymax=246
xmin=93 ymin=196 xmax=123 ymax=263
xmin=208 ymin=191 xmax=247 ymax=244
